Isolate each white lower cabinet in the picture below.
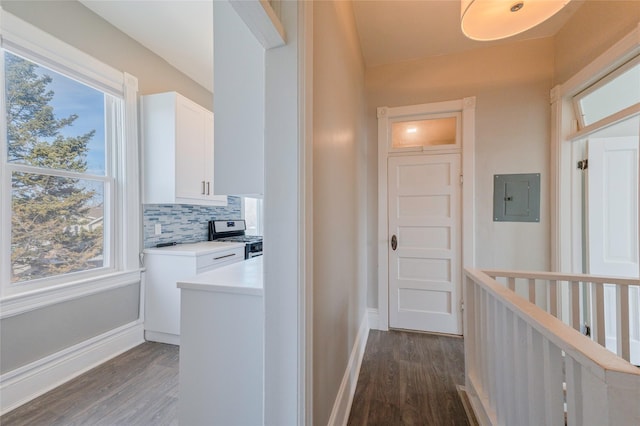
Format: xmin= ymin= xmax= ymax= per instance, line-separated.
xmin=178 ymin=257 xmax=264 ymax=426
xmin=143 ymin=242 xmax=245 ymax=345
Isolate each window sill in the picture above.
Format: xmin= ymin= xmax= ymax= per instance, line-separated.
xmin=0 ymin=269 xmax=142 ymax=319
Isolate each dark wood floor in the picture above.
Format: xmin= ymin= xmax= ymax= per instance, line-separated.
xmin=348 ymin=329 xmax=472 ymax=426
xmin=1 ymin=342 xmax=179 ymax=426
xmin=2 ymin=331 xmax=471 ymax=425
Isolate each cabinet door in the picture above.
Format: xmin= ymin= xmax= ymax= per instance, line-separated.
xmin=175 ymin=97 xmax=208 ymax=201
xmin=203 ymin=112 xmax=215 ymax=200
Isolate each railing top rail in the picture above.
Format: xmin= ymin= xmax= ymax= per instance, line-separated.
xmin=465 ymin=267 xmax=640 ymax=377
xmin=481 ymin=268 xmax=640 ymax=286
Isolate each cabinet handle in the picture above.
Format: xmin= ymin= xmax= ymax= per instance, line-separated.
xmin=214 ymin=253 xmax=236 ymax=261
xmin=201 ymin=181 xmax=206 ymax=195
xmin=207 ymin=182 xmax=210 ymax=195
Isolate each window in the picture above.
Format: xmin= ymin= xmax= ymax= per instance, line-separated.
xmin=5 ymin=51 xmax=113 ymax=283
xmin=243 ymin=197 xmax=263 ymax=236
xmin=1 ymin=12 xmax=140 ymax=296
xmin=573 ymin=55 xmax=640 ymax=129
xmin=389 ymin=112 xmax=461 ymax=151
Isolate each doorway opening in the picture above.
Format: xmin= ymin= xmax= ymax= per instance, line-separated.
xmin=566 ymin=55 xmax=640 ymax=364
xmin=377 ymin=98 xmax=476 ymax=333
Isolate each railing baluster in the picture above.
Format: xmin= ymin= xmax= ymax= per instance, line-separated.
xmin=616 ymin=285 xmax=631 ymax=362
xmin=479 ymin=289 xmax=488 ymax=397
xmin=528 ymin=278 xmax=536 ymax=305
xmin=571 ymin=281 xmax=580 ymax=331
xmin=494 ymin=302 xmax=506 ymax=424
xmin=526 ymin=326 xmax=544 ymax=425
xmin=504 ymin=307 xmax=516 ymax=425
xmin=508 ymin=276 xmax=516 ymax=292
xmin=464 ymin=276 xmax=477 ymax=381
xmin=474 ymin=284 xmax=482 ymax=384
xmin=549 ymin=279 xmax=558 ymax=316
xmin=594 ymin=282 xmax=606 ymax=346
xmin=485 ymin=293 xmax=496 ymax=410
xmin=542 ymin=339 xmax=564 ymax=425
xmin=513 ymin=316 xmax=529 ymax=421
xmin=565 ymin=356 xmax=583 ymax=426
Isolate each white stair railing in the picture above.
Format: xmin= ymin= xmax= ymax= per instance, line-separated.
xmin=464 ymin=268 xmax=640 ymax=426
xmin=482 ymin=269 xmax=640 ymax=364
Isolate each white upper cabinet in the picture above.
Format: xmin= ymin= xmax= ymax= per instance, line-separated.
xmin=142 ymin=92 xmax=227 ymax=206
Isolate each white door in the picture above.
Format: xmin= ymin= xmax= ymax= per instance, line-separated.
xmin=587 ymin=136 xmax=640 ymax=364
xmin=388 ymin=154 xmax=461 ymax=334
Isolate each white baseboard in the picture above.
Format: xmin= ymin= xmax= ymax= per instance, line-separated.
xmin=327 ymin=310 xmax=370 ymax=426
xmin=367 ymin=308 xmax=379 ymax=330
xmin=0 ymin=321 xmax=144 ymax=416
xmin=144 ymin=330 xmax=180 ymax=346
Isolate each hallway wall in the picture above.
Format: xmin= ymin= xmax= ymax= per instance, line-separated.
xmin=313 ymin=1 xmax=367 ymax=424
xmin=365 ymin=38 xmax=555 ymax=308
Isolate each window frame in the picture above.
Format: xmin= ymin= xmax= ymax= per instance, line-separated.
xmin=242 ymin=196 xmax=264 ymax=236
xmin=0 ymin=10 xmax=141 ymax=300
xmin=572 ymin=55 xmax=640 ymax=130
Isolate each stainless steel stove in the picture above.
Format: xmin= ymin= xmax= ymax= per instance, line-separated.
xmin=208 ymin=220 xmax=263 ymax=259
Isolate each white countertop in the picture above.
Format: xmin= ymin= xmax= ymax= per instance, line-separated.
xmin=143 ymin=241 xmax=245 ymax=256
xmin=177 ymin=256 xmax=263 ymax=296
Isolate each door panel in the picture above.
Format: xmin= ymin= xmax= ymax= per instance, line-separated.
xmin=588 ymin=136 xmax=639 ymax=364
xmin=388 ymin=154 xmax=461 ymax=334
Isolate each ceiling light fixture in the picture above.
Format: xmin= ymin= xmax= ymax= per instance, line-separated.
xmin=461 ymin=0 xmax=571 ymax=41
xmin=407 ymin=127 xmax=417 ymax=133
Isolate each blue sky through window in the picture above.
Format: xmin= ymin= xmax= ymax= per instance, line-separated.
xmin=38 ymin=67 xmax=106 ymax=175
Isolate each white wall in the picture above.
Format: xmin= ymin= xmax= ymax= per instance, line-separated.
xmin=312 ymin=1 xmax=367 ymax=424
xmin=1 ymin=0 xmax=213 ymax=108
xmin=365 ymin=38 xmax=555 ymax=307
xmin=262 ymin=1 xmax=305 ymax=424
xmin=553 ymin=0 xmax=640 ymax=85
xmin=213 ymin=0 xmax=264 ymax=196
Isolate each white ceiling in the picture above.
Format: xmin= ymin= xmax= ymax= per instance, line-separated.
xmin=80 ymin=0 xmax=213 ymax=92
xmin=352 ymin=0 xmax=583 ymax=68
xmin=80 ymin=0 xmax=583 ymax=92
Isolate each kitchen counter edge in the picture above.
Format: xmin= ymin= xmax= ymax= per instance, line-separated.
xmin=177 ymin=256 xmax=263 ymax=296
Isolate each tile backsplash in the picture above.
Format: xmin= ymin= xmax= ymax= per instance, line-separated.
xmin=143 ymin=197 xmax=241 ymax=248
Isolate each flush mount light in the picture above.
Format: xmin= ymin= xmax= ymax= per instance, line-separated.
xmin=461 ymin=0 xmax=571 ymax=41
xmin=406 ymin=127 xmax=417 ymax=133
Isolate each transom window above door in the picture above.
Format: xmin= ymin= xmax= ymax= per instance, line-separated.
xmin=573 ymin=55 xmax=640 ymax=129
xmin=389 ymin=112 xmax=460 ymax=151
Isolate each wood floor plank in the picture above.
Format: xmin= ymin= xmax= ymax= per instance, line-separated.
xmin=348 ymin=329 xmax=472 ymax=426
xmin=1 ymin=342 xmax=179 ymax=426
xmin=3 ymin=330 xmax=472 ymax=425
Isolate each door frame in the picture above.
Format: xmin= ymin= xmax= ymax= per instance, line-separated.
xmin=377 ymin=97 xmax=476 ymax=331
xmin=550 ymin=25 xmax=639 ymax=275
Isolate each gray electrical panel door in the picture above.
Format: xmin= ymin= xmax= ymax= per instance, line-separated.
xmin=493 ymin=173 xmax=540 ymax=222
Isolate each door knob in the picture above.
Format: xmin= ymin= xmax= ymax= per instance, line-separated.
xmin=391 ymin=235 xmax=398 ymax=251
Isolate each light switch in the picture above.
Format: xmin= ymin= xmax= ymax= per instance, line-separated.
xmin=154 ymin=224 xmax=162 ymax=235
